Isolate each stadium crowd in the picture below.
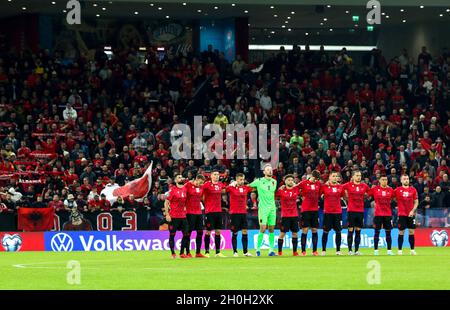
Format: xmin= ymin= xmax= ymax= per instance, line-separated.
xmin=0 ymin=43 xmax=449 ymax=230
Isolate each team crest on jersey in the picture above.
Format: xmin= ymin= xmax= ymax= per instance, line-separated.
xmin=311 ymin=185 xmax=315 ymax=190
xmin=239 ymin=188 xmax=243 ymax=193
xmin=332 ymin=188 xmax=337 ymax=192
xmin=382 ymin=191 xmax=386 ymax=196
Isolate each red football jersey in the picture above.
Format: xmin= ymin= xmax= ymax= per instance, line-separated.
xmin=277 ymin=186 xmax=300 ymax=217
xmin=368 ymin=186 xmax=394 ymax=217
xmin=184 ymin=182 xmax=203 ymax=215
xmin=320 ymin=184 xmax=344 ymax=214
xmin=202 ymin=181 xmax=225 ymax=213
xmin=394 ymin=186 xmax=418 ymax=217
xmin=343 ymin=182 xmax=370 ymax=213
xmin=226 ymin=185 xmax=253 ymax=214
xmin=167 ymin=186 xmax=187 ymax=218
xmin=298 ymin=179 xmax=321 ymax=212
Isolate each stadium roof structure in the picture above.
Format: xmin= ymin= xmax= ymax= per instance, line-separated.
xmin=2 ymin=0 xmax=450 ymax=44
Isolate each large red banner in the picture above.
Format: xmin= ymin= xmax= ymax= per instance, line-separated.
xmin=0 ymin=232 xmax=45 ymax=252
xmin=415 ymin=228 xmax=449 ymax=247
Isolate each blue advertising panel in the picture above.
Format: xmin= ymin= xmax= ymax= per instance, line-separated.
xmin=44 ymin=229 xmax=435 ymax=252
xmin=44 ymin=230 xmax=232 ymax=252
xmin=238 ymin=229 xmax=411 ymax=250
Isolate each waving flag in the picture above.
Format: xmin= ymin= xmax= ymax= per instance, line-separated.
xmin=101 ymin=162 xmax=153 ymax=204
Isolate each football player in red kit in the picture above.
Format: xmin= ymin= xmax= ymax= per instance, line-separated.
xmin=394 ymin=175 xmax=419 ymax=255
xmin=343 ymin=170 xmax=370 ymax=255
xmin=276 ymin=174 xmax=301 ymax=256
xmin=368 ymin=175 xmax=395 ymax=256
xmin=202 ymin=170 xmax=227 ymax=258
xmin=227 ymin=173 xmax=254 ymax=257
xmin=320 ymin=172 xmax=345 ymax=256
xmin=164 ymin=173 xmax=189 ymax=259
xmin=184 ymin=174 xmax=206 ymax=258
xmin=298 ymin=170 xmax=322 ymax=256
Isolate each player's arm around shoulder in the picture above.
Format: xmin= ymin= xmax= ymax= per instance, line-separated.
xmin=275 ymin=187 xmax=283 ymax=197
xmin=248 ymin=178 xmax=260 ymax=188
xmin=392 ymin=187 xmax=398 ymax=200
xmin=341 ymin=182 xmax=349 ymax=198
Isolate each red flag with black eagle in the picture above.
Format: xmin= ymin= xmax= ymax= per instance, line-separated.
xmin=18 ymin=207 xmax=54 ymax=231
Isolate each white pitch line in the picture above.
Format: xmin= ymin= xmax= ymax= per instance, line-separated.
xmin=143 ymin=266 xmax=282 ymax=271
xmin=12 ymin=261 xmax=98 ymax=269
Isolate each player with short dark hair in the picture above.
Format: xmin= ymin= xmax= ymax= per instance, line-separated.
xmin=249 ymin=164 xmax=278 ymax=256
xmin=320 ymin=172 xmax=345 ymax=256
xmin=343 ymin=170 xmax=370 ymax=255
xmin=202 ymin=169 xmax=227 ymax=257
xmin=227 ymin=173 xmax=253 ymax=257
xmin=298 ymin=170 xmax=322 ymax=256
xmin=368 ymin=175 xmax=395 ymax=256
xmin=276 ymin=174 xmax=300 ymax=256
xmin=185 ymin=174 xmax=206 ymax=258
xmin=394 ymin=174 xmax=419 ymax=255
xmin=164 ymin=173 xmax=189 ymax=259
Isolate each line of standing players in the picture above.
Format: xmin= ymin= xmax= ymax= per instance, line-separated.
xmin=164 ymin=168 xmax=419 ymax=258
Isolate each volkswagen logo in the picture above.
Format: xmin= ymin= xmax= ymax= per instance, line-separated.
xmin=50 ymin=233 xmax=74 ymax=252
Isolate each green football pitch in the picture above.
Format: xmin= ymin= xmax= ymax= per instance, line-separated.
xmin=1 ymin=247 xmax=449 ymax=290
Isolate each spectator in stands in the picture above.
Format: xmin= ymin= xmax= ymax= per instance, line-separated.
xmin=141 ymin=196 xmax=151 ymax=212
xmin=32 ymin=194 xmax=47 ymax=208
xmin=439 ymin=174 xmax=450 ymax=191
xmin=0 ymin=42 xmax=448 ymax=232
xmin=431 ymin=186 xmax=446 ymax=208
xmin=99 ymin=193 xmax=111 ymax=211
xmin=48 ymin=194 xmax=65 ymax=212
xmin=232 ymin=54 xmax=246 ymax=76
xmin=111 ymin=195 xmax=129 ymax=213
xmin=132 ymin=132 xmax=147 ymax=151
xmin=259 ymin=89 xmax=272 ymax=111
xmin=75 ymin=193 xmax=88 ymax=212
xmin=230 ymin=103 xmax=246 ymax=125
xmin=7 ymin=187 xmax=22 ymax=203
xmin=127 ymin=194 xmax=139 ymax=211
xmin=62 ymin=103 xmax=77 ymax=122
xmin=213 ymin=111 xmax=228 ymax=129
xmin=88 ymin=194 xmax=101 ymax=212
xmin=63 ymin=194 xmax=77 ymax=210
xmin=80 ymin=166 xmax=96 ymax=185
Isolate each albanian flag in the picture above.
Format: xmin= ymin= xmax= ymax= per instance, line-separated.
xmin=101 ymin=161 xmax=153 ymax=204
xmin=18 ymin=207 xmax=55 ymax=231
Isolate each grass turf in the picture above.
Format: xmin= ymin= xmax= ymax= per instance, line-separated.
xmin=0 ymin=247 xmax=449 ymax=290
